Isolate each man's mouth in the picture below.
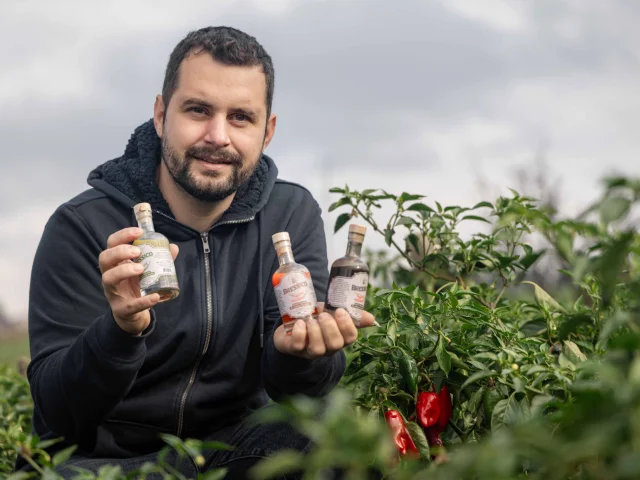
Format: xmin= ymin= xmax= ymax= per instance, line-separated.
xmin=193 ymin=155 xmax=234 ymax=165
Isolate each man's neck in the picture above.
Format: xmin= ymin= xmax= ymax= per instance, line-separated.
xmin=157 ymin=162 xmax=235 ymax=233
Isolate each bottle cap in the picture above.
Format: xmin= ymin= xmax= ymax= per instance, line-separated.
xmin=272 ymin=232 xmax=290 ymax=244
xmin=133 ymin=203 xmax=152 ymax=218
xmin=349 ymin=224 xmax=367 ymax=236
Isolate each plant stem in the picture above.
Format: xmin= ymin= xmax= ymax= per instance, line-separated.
xmin=450 ymin=422 xmax=468 ymax=442
xmin=525 ymin=385 xmax=546 ymax=395
xmin=435 ymin=282 xmax=455 ymax=294
xmin=475 ymin=296 xmax=493 ymax=310
xmin=491 ymin=272 xmax=509 ymax=309
xmin=21 ymin=454 xmax=45 ymax=476
xmin=162 ymin=462 xmax=188 ymax=480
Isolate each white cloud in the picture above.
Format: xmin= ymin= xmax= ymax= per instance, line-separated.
xmin=1 ymin=0 xmax=640 ymax=320
xmin=441 ymin=0 xmax=529 ymax=32
xmin=0 ymin=48 xmax=92 ymax=105
xmin=0 ymin=204 xmax=59 ymax=319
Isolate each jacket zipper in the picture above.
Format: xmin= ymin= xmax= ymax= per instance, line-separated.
xmin=173 ymin=215 xmax=254 ymax=438
xmin=176 ymin=233 xmax=212 ymax=437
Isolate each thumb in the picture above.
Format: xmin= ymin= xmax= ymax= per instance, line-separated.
xmin=170 ymin=243 xmax=179 ymax=261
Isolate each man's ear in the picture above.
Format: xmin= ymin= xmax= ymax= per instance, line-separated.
xmin=153 ymin=95 xmax=166 ymax=138
xmin=262 ymin=113 xmax=277 ymax=150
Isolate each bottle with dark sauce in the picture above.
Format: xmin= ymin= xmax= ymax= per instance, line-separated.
xmin=325 ymin=224 xmax=369 ymax=325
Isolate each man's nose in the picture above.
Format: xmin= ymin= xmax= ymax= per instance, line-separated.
xmin=203 ymin=115 xmax=231 ymax=147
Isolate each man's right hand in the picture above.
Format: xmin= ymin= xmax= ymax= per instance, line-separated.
xmin=99 ymin=227 xmax=179 ymax=335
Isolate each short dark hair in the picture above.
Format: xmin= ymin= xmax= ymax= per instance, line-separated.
xmin=162 ymin=26 xmax=275 ymax=120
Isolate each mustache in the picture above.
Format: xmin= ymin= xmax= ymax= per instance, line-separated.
xmin=186 ymin=146 xmax=242 ymax=165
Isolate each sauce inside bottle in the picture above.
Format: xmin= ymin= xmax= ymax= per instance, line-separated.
xmin=325 ymin=224 xmax=369 ymax=325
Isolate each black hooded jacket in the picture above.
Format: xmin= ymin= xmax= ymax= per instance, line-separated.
xmin=24 ymin=119 xmax=345 ymax=459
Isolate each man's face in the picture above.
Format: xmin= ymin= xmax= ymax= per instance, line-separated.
xmin=153 ymin=52 xmax=276 ymax=202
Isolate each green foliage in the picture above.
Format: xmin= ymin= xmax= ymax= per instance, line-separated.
xmin=248 ymin=390 xmax=396 ymax=480
xmin=0 ymin=366 xmax=230 ymax=479
xmin=0 ymin=365 xmax=32 ymax=477
xmin=261 ymin=176 xmax=639 ymax=479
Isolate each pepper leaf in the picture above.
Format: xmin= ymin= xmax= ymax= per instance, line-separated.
xmin=461 ymin=370 xmax=498 ymax=391
xmin=396 ymin=216 xmax=416 ymax=227
xmin=461 ymin=215 xmax=491 ymax=223
xmin=564 ymin=340 xmax=587 ymax=363
xmin=398 ymin=193 xmax=425 ymax=204
xmin=328 ymin=197 xmax=352 ymax=212
xmin=248 ymin=450 xmax=305 ymax=479
xmin=406 ymin=421 xmax=431 ymax=461
xmin=335 ymin=213 xmax=354 ymax=234
xmin=521 ymin=281 xmax=566 ymax=313
xmin=385 ymin=228 xmax=395 ymax=247
xmin=398 ymin=350 xmax=419 ymax=395
xmin=599 ymin=195 xmax=631 ymax=224
xmin=436 ymin=336 xmax=452 ymax=376
xmin=472 ymin=201 xmax=493 ymax=210
xmin=52 ymin=445 xmax=77 ymax=467
xmin=407 ymin=203 xmax=433 ymax=213
xmin=491 ymin=394 xmax=524 ymax=432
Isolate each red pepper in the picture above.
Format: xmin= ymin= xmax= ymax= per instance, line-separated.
xmin=425 ymin=427 xmax=444 ymax=448
xmin=435 ymin=385 xmax=452 ymax=433
xmin=425 ymin=426 xmax=446 ymax=462
xmin=384 ymin=410 xmax=420 ymax=458
xmin=416 ymin=392 xmax=441 ymax=428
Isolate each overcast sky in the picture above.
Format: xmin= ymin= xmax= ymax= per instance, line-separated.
xmin=1 ymin=0 xmax=639 ymax=322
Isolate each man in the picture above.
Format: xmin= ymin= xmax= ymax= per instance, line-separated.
xmin=22 ymin=26 xmax=374 ymax=478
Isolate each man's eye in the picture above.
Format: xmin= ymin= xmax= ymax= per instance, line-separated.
xmin=232 ymin=114 xmax=249 ymax=122
xmin=189 ymin=107 xmax=207 ymax=115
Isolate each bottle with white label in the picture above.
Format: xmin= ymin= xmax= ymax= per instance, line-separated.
xmin=325 ymin=224 xmax=369 ymax=326
xmin=272 ymin=232 xmax=319 ymax=334
xmin=132 ymin=202 xmax=180 ymax=302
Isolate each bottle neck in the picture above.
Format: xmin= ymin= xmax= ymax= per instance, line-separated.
xmin=137 ymin=217 xmax=155 ymax=233
xmin=277 ymin=247 xmax=295 ymax=266
xmin=346 ymin=240 xmax=363 ymax=257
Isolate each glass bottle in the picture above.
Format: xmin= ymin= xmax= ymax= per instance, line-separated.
xmin=325 ymin=224 xmax=369 ymax=326
xmin=132 ymin=202 xmax=180 ymax=302
xmin=272 ymin=232 xmax=319 ymax=334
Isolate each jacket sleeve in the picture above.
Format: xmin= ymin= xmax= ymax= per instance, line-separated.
xmin=261 ymin=192 xmax=347 ymax=400
xmin=26 ymin=204 xmax=152 ymax=443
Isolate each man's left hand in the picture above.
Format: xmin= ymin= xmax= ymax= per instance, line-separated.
xmin=273 ymin=302 xmax=376 ymax=360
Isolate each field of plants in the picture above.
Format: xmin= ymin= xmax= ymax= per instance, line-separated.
xmin=1 ymin=176 xmax=639 ymax=479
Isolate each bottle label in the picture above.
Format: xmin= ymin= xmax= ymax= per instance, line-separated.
xmin=134 ymin=242 xmax=177 ymax=290
xmin=274 ymin=272 xmax=318 ymax=320
xmin=327 ymin=272 xmax=369 ymax=322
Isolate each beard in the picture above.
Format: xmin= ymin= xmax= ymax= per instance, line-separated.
xmin=161 ymin=137 xmax=260 ymax=203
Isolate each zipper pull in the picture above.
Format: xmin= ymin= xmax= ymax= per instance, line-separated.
xmin=201 ymin=233 xmax=211 ymax=254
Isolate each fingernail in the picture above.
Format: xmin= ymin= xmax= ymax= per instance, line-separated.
xmin=373 ymin=320 xmax=381 ymax=327
xmin=131 ymin=247 xmax=141 ymax=256
xmin=133 ymin=228 xmax=143 ymax=235
xmin=336 ymin=308 xmax=349 ymax=320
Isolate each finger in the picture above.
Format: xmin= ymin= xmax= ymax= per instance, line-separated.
xmin=317 ymin=312 xmax=344 ymax=353
xmin=334 ymin=308 xmax=358 ymax=345
xmin=289 ymin=319 xmax=308 ymax=353
xmin=305 ymin=317 xmax=326 ymax=357
xmin=107 ymin=227 xmax=144 ymax=249
xmin=170 ymin=244 xmax=179 ymax=261
xmin=113 ymin=293 xmax=160 ymax=320
xmin=102 ymin=262 xmax=144 ymax=289
xmin=316 ymin=302 xmax=325 ymax=314
xmin=358 ymin=310 xmax=377 ymax=328
xmin=100 ymin=245 xmax=142 ymax=273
